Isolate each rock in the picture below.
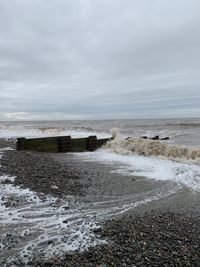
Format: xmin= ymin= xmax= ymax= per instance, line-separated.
xmin=51 ymin=185 xmax=59 ymax=190
xmin=160 ymin=137 xmax=170 ymax=140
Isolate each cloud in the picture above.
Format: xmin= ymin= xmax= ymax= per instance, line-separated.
xmin=0 ymin=0 xmax=200 ymax=120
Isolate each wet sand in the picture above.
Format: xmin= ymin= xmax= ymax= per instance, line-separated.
xmin=0 ymin=140 xmax=200 ymax=266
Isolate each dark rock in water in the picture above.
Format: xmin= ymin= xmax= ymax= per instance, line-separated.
xmin=160 ymin=137 xmax=170 ymax=140
xmin=150 ymin=135 xmax=160 ymax=140
xmin=125 ymin=137 xmax=132 ymax=140
xmin=141 ymin=136 xmax=148 ymax=139
xmin=141 ymin=136 xmax=170 ymax=141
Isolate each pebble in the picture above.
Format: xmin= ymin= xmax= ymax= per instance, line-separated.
xmin=51 ymin=185 xmax=59 ymax=190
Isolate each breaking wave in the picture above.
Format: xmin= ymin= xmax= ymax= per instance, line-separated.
xmin=104 ymin=137 xmax=200 ymax=164
xmin=0 ymin=125 xmax=109 ymax=139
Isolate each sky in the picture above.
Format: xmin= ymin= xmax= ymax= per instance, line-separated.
xmin=0 ymin=0 xmax=200 ymax=121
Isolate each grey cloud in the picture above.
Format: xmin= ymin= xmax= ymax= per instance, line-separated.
xmin=0 ymin=0 xmax=200 ymax=120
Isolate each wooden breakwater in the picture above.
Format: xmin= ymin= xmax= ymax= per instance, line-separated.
xmin=16 ymin=136 xmax=111 ymax=153
xmin=16 ymin=134 xmax=169 ymax=153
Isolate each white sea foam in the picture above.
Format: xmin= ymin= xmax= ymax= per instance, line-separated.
xmin=0 ymin=174 xmax=103 ymax=264
xmin=104 ymin=137 xmax=200 ymax=164
xmin=0 ymin=142 xmax=178 ymax=264
xmin=77 ymin=150 xmax=200 ymax=192
xmin=111 ymin=127 xmax=122 ymax=139
xmin=0 ymin=171 xmax=178 ymax=265
xmin=0 ymin=125 xmax=109 ymax=139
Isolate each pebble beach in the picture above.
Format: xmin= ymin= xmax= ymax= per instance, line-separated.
xmin=0 ymin=135 xmax=200 ymax=267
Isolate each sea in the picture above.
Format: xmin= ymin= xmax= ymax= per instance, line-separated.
xmin=1 ymin=118 xmax=200 ymax=191
xmin=0 ymin=118 xmax=200 ymax=265
xmin=0 ymin=117 xmax=200 ymax=146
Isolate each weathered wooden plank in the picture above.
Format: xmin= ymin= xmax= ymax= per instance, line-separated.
xmin=87 ymin=136 xmax=97 ymax=151
xmin=16 ymin=137 xmax=26 ymax=150
xmin=58 ymin=136 xmax=71 ymax=152
xmin=70 ymin=137 xmax=88 ymax=152
xmin=96 ymin=138 xmax=111 ymax=148
xmin=16 ymin=135 xmax=111 ymax=153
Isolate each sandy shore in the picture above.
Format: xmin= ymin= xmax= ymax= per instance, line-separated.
xmin=0 ymin=139 xmax=200 ymax=266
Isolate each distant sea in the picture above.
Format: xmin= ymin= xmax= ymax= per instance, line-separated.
xmin=0 ymin=118 xmax=200 ymax=147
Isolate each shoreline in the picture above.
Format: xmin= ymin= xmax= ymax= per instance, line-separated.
xmin=0 ymin=138 xmax=200 ymax=266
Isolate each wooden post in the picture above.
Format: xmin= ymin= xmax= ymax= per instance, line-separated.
xmin=16 ymin=137 xmax=26 ymax=150
xmin=87 ymin=136 xmax=97 ymax=151
xmin=58 ymin=136 xmax=71 ymax=152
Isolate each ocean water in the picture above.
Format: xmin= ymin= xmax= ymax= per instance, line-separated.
xmin=0 ymin=118 xmax=200 ymax=265
xmin=0 ymin=117 xmax=200 ymax=191
xmin=0 ymin=117 xmax=200 ymax=146
xmin=1 ymin=117 xmax=200 ymax=194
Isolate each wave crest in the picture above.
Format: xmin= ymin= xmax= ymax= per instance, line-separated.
xmin=104 ymin=137 xmax=200 ymax=164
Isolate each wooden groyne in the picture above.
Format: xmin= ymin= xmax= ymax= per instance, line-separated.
xmin=16 ymin=134 xmax=169 ymax=153
xmin=16 ymin=136 xmax=111 ymax=153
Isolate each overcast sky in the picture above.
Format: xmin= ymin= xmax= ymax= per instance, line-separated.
xmin=0 ymin=0 xmax=200 ymax=120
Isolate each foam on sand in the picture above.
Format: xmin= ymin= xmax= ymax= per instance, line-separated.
xmin=0 ymin=172 xmax=178 ymax=265
xmin=0 ymin=174 xmax=103 ymax=265
xmin=78 ymin=150 xmax=200 ymax=192
xmin=0 ymin=147 xmax=178 ymax=265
